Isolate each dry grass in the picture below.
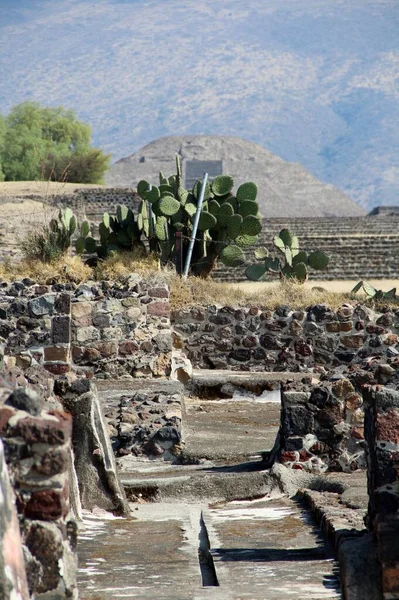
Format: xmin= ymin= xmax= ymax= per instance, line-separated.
xmin=0 ymin=255 xmax=92 ymax=284
xmin=170 ymin=276 xmax=351 ymax=311
xmin=0 ymin=252 xmax=165 ymax=285
xmin=0 ymin=253 xmax=390 ymax=311
xmin=94 ymin=251 xmax=163 ymax=280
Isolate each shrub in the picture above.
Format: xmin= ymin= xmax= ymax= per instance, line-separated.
xmin=21 ymin=208 xmax=77 ymax=263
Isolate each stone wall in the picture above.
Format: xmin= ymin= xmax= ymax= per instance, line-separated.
xmin=0 ymin=439 xmax=29 ymax=600
xmin=0 ymin=277 xmax=172 ymax=379
xmin=0 ymin=385 xmax=78 ymax=599
xmin=172 ymin=303 xmax=399 ymax=372
xmin=62 ymin=187 xmax=140 ymax=223
xmin=363 ymin=387 xmax=399 ymax=599
xmin=279 ymin=379 xmax=366 ymax=474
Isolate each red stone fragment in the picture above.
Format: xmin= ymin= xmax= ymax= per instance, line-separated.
xmin=22 ymin=486 xmax=69 ymax=521
xmin=119 ymin=340 xmax=139 ymax=355
xmin=147 ymin=301 xmax=170 ymax=317
xmin=44 ymin=363 xmax=71 ymax=375
xmin=14 ymin=411 xmax=72 ymax=445
xmin=376 ymin=410 xmax=399 ymax=444
xmin=351 ymin=426 xmax=364 ymax=440
xmin=0 ymin=406 xmax=15 ymax=435
xmin=280 ymin=451 xmax=298 ymax=463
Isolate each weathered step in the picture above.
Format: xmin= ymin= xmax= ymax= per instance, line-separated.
xmin=206 ymin=495 xmax=341 ymax=599
xmin=120 ymin=461 xmax=272 ymax=504
xmin=181 ymin=395 xmax=281 ymax=463
xmin=190 ymin=369 xmax=309 ymax=397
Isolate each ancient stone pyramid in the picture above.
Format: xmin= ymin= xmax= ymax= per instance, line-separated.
xmin=106 ymin=135 xmax=365 ymax=218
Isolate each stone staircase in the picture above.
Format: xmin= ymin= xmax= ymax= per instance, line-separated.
xmin=215 ymin=216 xmax=399 ymax=281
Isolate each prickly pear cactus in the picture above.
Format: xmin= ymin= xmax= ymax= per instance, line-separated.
xmin=136 ymin=155 xmax=261 ymax=276
xmin=246 ymin=228 xmax=329 ymax=283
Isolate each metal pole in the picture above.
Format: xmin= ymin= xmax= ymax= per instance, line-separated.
xmin=183 ymin=173 xmax=208 ymax=279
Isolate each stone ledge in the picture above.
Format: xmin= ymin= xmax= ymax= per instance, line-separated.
xmin=298 ymin=489 xmax=383 ymax=600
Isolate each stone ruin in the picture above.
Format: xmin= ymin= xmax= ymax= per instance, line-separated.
xmin=0 ymin=275 xmax=398 ymax=598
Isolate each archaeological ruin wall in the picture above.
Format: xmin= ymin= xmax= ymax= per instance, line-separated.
xmin=172 ymin=303 xmax=399 ymax=372
xmin=0 ymin=277 xmax=172 ymax=379
xmin=0 ymin=386 xmax=78 ymax=599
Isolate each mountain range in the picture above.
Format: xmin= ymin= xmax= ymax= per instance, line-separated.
xmin=0 ymin=0 xmax=398 ymax=211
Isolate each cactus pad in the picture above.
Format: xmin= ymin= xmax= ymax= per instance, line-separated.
xmin=220 ymin=244 xmax=245 ymax=267
xmin=241 ymin=215 xmax=262 ymax=236
xmin=116 ymin=205 xmax=129 ymax=223
xmin=137 ymin=180 xmax=150 ymax=198
xmin=238 ymin=200 xmax=258 ymax=218
xmin=155 ymin=217 xmax=168 ymax=241
xmin=85 ymin=237 xmax=97 ymax=254
xmin=236 ymin=234 xmax=259 ymax=247
xmin=236 ymin=182 xmax=257 ymax=202
xmin=81 ymin=221 xmax=90 ymax=237
xmin=75 ymin=237 xmax=85 ymax=255
xmin=208 ymin=200 xmax=220 ymax=216
xmin=184 ymin=203 xmax=197 ymax=217
xmin=245 ymin=263 xmax=268 ymax=281
xmin=308 ymin=250 xmax=329 ymax=270
xmin=159 ymin=196 xmax=181 ymax=216
xmin=217 ymin=202 xmax=234 ymax=226
xmin=227 ymin=214 xmax=243 ymax=239
xmin=254 ymin=246 xmax=268 ymax=260
xmin=145 ymin=186 xmax=161 ymax=203
xmin=211 ymin=175 xmax=234 ymax=197
xmin=278 ymin=229 xmax=294 ymax=247
xmin=193 ymin=179 xmax=211 ymax=200
xmin=198 ymin=211 xmax=217 ymax=231
xmin=293 ymin=262 xmax=308 ymax=282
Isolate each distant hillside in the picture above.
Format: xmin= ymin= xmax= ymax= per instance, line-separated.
xmin=1 ymin=0 xmax=398 ymax=211
xmin=106 ymin=136 xmax=365 ymax=218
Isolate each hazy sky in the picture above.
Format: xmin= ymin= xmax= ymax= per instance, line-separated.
xmin=0 ymin=0 xmax=398 ymax=208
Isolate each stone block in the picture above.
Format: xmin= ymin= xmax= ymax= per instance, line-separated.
xmin=282 ymin=406 xmax=314 ymax=436
xmin=150 ymin=353 xmax=172 ymax=376
xmin=51 ymin=316 xmax=71 ymax=344
xmin=0 ymin=406 xmax=15 ymax=435
xmin=229 ymin=348 xmax=252 ymax=362
xmin=44 ymin=362 xmax=71 ymax=375
xmin=260 ymin=334 xmax=282 ymax=350
xmin=376 ymin=410 xmax=399 ymax=444
xmin=119 ymin=340 xmax=139 ymax=355
xmin=20 ymin=486 xmax=69 ymax=521
xmin=148 ymin=285 xmax=169 ymax=299
xmin=147 ymin=301 xmax=170 ymax=317
xmin=44 ymin=346 xmax=70 ymax=362
xmin=94 ymin=298 xmax=123 ymax=314
xmin=28 ymin=295 xmax=55 ymax=317
xmin=326 ymin=321 xmax=341 ymax=333
xmin=341 ymin=334 xmax=365 ymax=348
xmin=96 ymin=341 xmax=118 ymax=358
xmin=5 ymin=388 xmax=43 ymax=415
xmin=71 ymin=301 xmax=92 ymax=320
xmin=13 ymin=411 xmax=72 ymax=445
xmin=33 ymin=447 xmax=69 ymax=477
xmin=101 ymin=326 xmax=123 ymax=341
xmin=54 ymin=293 xmax=71 ymax=315
xmin=75 ymin=326 xmax=100 ymax=343
xmin=92 ymin=313 xmax=111 ymax=328
xmin=345 ymin=393 xmax=363 ymax=411
xmin=15 ymin=354 xmax=32 ymax=369
xmin=126 ymin=306 xmax=142 ymax=320
xmin=382 ymin=566 xmax=399 ymax=596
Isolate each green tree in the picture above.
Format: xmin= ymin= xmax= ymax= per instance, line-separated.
xmin=43 ymin=149 xmax=111 ymax=184
xmin=1 ymin=102 xmax=110 ymax=183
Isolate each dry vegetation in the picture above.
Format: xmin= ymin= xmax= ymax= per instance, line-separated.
xmin=0 ymin=252 xmax=355 ymax=310
xmin=170 ymin=275 xmax=352 ymax=310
